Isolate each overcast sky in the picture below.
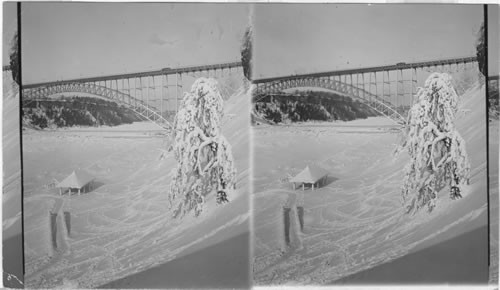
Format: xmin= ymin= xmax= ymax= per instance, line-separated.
xmin=254 ymin=4 xmax=484 ymax=79
xmin=3 ymin=2 xmax=17 ymax=66
xmin=10 ymin=3 xmax=499 ymax=83
xmin=21 ymin=3 xmax=250 ymax=84
xmin=488 ymin=4 xmax=499 ymax=76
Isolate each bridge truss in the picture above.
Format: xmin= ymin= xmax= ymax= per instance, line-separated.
xmin=253 ymin=56 xmax=479 ymax=125
xmin=22 ymin=62 xmax=243 ymax=129
xmin=24 ymin=83 xmax=169 ymax=128
xmin=255 ymin=76 xmax=406 ymax=124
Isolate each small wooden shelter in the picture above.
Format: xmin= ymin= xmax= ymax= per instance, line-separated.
xmin=290 ymin=165 xmax=329 ymax=191
xmin=56 ymin=170 xmax=95 ymax=196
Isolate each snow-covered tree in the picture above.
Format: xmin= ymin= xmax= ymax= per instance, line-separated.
xmin=476 ymin=21 xmax=486 ymax=77
xmin=9 ymin=31 xmax=19 ymax=86
xmin=241 ymin=25 xmax=252 ymax=81
xmin=169 ymin=78 xmax=237 ymax=218
xmin=399 ymin=73 xmax=470 ymax=214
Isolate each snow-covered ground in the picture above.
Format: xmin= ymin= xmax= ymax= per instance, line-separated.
xmin=488 ymin=118 xmax=499 ymax=284
xmin=252 ymin=82 xmax=489 ymax=285
xmin=2 ymin=72 xmax=24 ymax=287
xmin=22 ymin=86 xmax=250 ymax=288
xmin=3 ymin=72 xmax=21 ymax=239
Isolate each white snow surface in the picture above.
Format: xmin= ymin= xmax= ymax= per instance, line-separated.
xmin=252 ymin=82 xmax=488 ymax=285
xmin=3 ymin=71 xmax=22 ymax=239
xmin=22 ymin=86 xmax=250 ymax=288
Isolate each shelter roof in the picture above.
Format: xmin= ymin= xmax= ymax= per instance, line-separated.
xmin=290 ymin=165 xmax=328 ymax=184
xmin=56 ymin=170 xmax=94 ymax=189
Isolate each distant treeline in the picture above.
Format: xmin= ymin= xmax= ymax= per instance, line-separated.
xmin=22 ymin=96 xmax=142 ymax=129
xmin=254 ymin=90 xmax=379 ymax=124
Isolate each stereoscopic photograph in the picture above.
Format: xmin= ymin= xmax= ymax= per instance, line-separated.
xmin=15 ymin=3 xmax=251 ymax=288
xmin=251 ymin=4 xmax=493 ymax=286
xmin=1 ymin=2 xmax=499 ymax=289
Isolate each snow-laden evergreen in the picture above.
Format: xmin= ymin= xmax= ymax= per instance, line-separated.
xmin=169 ymin=78 xmax=237 ymax=217
xmin=399 ymin=73 xmax=470 ymax=214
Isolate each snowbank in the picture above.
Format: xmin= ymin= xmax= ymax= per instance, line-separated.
xmin=252 ymin=81 xmax=488 ymax=285
xmin=23 ymin=84 xmax=250 ymax=288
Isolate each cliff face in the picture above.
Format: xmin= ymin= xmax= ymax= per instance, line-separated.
xmin=254 ymin=92 xmax=379 ymax=124
xmin=22 ymin=97 xmax=142 ymax=129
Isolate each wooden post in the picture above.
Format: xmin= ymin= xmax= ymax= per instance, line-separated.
xmin=50 ymin=212 xmax=57 ymax=250
xmin=78 ymin=188 xmax=81 ymax=196
xmin=302 ymin=183 xmax=305 ymax=191
xmin=312 ymin=183 xmax=314 ymax=191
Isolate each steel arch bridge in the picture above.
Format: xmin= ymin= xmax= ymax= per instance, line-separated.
xmin=23 ymin=82 xmax=170 ymax=128
xmin=254 ymin=76 xmax=406 ymax=124
xmin=253 ymin=56 xmax=479 ymax=125
xmin=22 ymin=61 xmax=243 ymax=129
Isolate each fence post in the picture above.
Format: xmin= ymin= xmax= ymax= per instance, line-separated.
xmin=50 ymin=212 xmax=58 ymax=250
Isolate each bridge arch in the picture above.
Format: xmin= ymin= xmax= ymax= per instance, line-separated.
xmin=23 ymin=82 xmax=171 ymax=129
xmin=255 ymin=77 xmax=406 ymax=125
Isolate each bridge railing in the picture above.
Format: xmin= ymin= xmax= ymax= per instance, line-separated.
xmin=252 ymin=56 xmax=477 ymax=84
xmin=22 ymin=61 xmax=242 ymax=89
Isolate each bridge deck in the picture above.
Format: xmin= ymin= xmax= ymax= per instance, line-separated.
xmin=252 ymin=56 xmax=477 ymax=84
xmin=23 ymin=61 xmax=242 ymax=89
